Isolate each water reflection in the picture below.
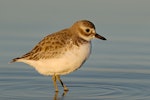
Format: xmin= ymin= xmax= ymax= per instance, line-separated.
xmin=53 ymin=91 xmax=68 ymax=100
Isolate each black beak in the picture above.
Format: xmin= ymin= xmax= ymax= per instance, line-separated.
xmin=95 ymin=33 xmax=107 ymax=40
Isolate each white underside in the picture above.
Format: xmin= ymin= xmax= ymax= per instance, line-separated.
xmin=17 ymin=43 xmax=91 ymax=76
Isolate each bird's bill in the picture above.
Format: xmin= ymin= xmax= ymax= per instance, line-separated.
xmin=95 ymin=33 xmax=107 ymax=40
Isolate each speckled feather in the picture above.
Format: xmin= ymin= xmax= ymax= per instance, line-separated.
xmin=12 ymin=27 xmax=88 ymax=61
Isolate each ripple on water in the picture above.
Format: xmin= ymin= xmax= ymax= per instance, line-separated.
xmin=68 ymin=81 xmax=150 ymax=100
xmin=65 ymin=68 xmax=150 ymax=100
xmin=1 ymin=67 xmax=150 ymax=100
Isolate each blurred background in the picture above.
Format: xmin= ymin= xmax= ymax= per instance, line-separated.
xmin=0 ymin=0 xmax=150 ymax=100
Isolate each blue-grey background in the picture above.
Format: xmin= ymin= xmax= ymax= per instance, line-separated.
xmin=0 ymin=0 xmax=150 ymax=100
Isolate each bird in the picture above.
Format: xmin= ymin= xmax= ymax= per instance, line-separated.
xmin=11 ymin=20 xmax=106 ymax=92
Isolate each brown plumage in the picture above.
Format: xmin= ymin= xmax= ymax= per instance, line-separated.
xmin=11 ymin=20 xmax=106 ymax=92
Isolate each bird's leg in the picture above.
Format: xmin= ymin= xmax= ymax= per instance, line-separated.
xmin=52 ymin=75 xmax=59 ymax=92
xmin=56 ymin=75 xmax=69 ymax=91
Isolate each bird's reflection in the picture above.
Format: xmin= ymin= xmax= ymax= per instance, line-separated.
xmin=53 ymin=91 xmax=68 ymax=100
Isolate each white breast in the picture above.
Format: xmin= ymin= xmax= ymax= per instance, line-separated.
xmin=19 ymin=43 xmax=91 ymax=76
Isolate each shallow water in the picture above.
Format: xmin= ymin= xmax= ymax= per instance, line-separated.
xmin=1 ymin=65 xmax=150 ymax=100
xmin=1 ymin=1 xmax=150 ymax=100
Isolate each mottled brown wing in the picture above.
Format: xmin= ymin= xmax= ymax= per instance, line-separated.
xmin=13 ymin=29 xmax=72 ymax=61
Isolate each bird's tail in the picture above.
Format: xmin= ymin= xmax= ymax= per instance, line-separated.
xmin=10 ymin=57 xmax=20 ymax=63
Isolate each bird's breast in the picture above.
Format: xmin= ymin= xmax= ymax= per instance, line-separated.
xmin=51 ymin=42 xmax=92 ymax=75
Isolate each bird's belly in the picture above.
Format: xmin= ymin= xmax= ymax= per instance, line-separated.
xmin=25 ymin=43 xmax=91 ymax=75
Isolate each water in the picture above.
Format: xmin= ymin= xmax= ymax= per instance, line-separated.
xmin=1 ymin=66 xmax=150 ymax=100
xmin=1 ymin=1 xmax=150 ymax=100
xmin=1 ymin=25 xmax=150 ymax=100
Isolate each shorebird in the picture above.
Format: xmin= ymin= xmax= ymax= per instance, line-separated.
xmin=11 ymin=20 xmax=106 ymax=92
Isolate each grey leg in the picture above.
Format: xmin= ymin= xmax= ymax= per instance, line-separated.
xmin=56 ymin=75 xmax=69 ymax=91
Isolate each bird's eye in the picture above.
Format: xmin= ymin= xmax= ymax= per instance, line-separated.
xmin=85 ymin=29 xmax=90 ymax=33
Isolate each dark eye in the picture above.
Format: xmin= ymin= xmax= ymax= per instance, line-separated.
xmin=85 ymin=29 xmax=90 ymax=33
